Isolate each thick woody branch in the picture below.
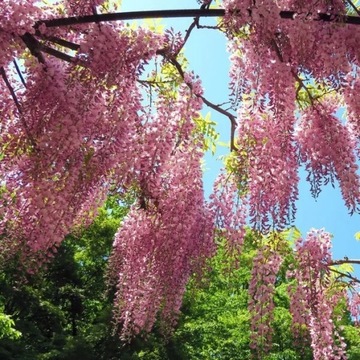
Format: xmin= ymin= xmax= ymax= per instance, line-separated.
xmin=35 ymin=9 xmax=360 ymax=29
xmin=36 ymin=9 xmax=225 ymax=28
xmin=40 ymin=44 xmax=75 ymax=63
xmin=330 ymin=259 xmax=360 ymax=266
xmin=175 ymin=19 xmax=197 ymax=57
xmin=21 ymin=32 xmax=76 ymax=64
xmin=271 ymin=39 xmax=318 ymax=107
xmin=292 ymin=70 xmax=316 ymax=106
xmin=20 ymin=33 xmax=46 ymax=64
xmin=174 ymin=2 xmax=215 ymax=57
xmin=35 ymin=32 xmax=80 ymax=51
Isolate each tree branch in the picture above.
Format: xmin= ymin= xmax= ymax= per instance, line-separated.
xmin=20 ymin=33 xmax=46 ymax=64
xmin=157 ymin=51 xmax=238 ymax=151
xmin=36 ymin=9 xmax=225 ymax=28
xmin=35 ymin=9 xmax=360 ymax=29
xmin=35 ymin=31 xmax=80 ymax=51
xmin=40 ymin=44 xmax=75 ymax=63
xmin=0 ymin=67 xmax=23 ymax=114
xmin=345 ymin=0 xmax=360 ymax=16
xmin=330 ymin=259 xmax=360 ymax=266
xmin=270 ymin=38 xmax=318 ymax=107
xmin=175 ymin=18 xmax=197 ymax=57
xmin=0 ymin=67 xmax=37 ymax=148
xmin=329 ymin=267 xmax=360 ymax=285
xmin=21 ymin=32 xmax=76 ymax=64
xmin=199 ymin=95 xmax=238 ymax=151
xmin=292 ymin=70 xmax=315 ymax=106
xmin=13 ymin=59 xmax=27 ymax=88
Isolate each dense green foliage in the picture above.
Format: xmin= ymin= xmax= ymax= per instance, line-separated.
xmin=0 ymin=201 xmax=359 ymax=359
xmin=172 ymin=236 xmax=310 ymax=360
xmin=0 ymin=198 xmax=126 ymax=360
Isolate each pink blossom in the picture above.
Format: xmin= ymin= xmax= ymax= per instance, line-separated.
xmin=288 ymin=229 xmax=347 ymax=360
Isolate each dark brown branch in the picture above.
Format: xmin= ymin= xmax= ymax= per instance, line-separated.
xmin=0 ymin=67 xmax=37 ymax=148
xmin=292 ymin=70 xmax=315 ymax=106
xmin=175 ymin=18 xmax=197 ymax=57
xmin=271 ymin=38 xmax=317 ymax=107
xmin=346 ymin=0 xmax=360 ymax=16
xmin=40 ymin=44 xmax=75 ymax=63
xmin=137 ymin=79 xmax=176 ymax=86
xmin=329 ymin=267 xmax=360 ymax=285
xmin=35 ymin=9 xmax=360 ymax=29
xmin=13 ymin=59 xmax=27 ymax=88
xmin=175 ymin=2 xmax=220 ymax=57
xmin=157 ymin=51 xmax=238 ymax=151
xmin=36 ymin=9 xmax=225 ymax=28
xmin=35 ymin=32 xmax=80 ymax=51
xmin=0 ymin=67 xmax=23 ymax=114
xmin=166 ymin=55 xmax=185 ymax=78
xmin=271 ymin=38 xmax=284 ymax=62
xmin=330 ymin=259 xmax=360 ymax=266
xmin=22 ymin=32 xmax=76 ymax=64
xmin=196 ymin=24 xmax=221 ymax=29
xmin=20 ymin=33 xmax=46 ymax=64
xmin=177 ymin=2 xmax=206 ymax=55
xmin=199 ymin=95 xmax=238 ymax=151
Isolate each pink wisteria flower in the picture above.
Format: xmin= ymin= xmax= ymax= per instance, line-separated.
xmin=288 ymin=229 xmax=347 ymax=360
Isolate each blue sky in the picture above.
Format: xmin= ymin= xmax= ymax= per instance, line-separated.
xmin=121 ymin=0 xmax=360 ymax=263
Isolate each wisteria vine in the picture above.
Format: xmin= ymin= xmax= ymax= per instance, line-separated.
xmin=1 ymin=0 xmax=360 ymax=357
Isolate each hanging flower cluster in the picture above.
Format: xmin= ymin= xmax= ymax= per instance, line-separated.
xmin=0 ymin=1 xmax=217 ymax=338
xmin=0 ymin=23 xmax=163 ymax=269
xmin=248 ymin=245 xmax=283 ymax=356
xmin=344 ymin=75 xmax=360 ymax=153
xmin=223 ymin=0 xmax=360 ymax=232
xmin=296 ymin=100 xmax=360 ymax=212
xmin=209 ymin=172 xmax=247 ymax=253
xmin=0 ymin=0 xmax=40 ymax=67
xmin=1 ymin=0 xmax=360 ymax=350
xmin=64 ymin=0 xmax=106 ymax=16
xmin=108 ymin=78 xmax=215 ymax=339
xmin=287 ymin=229 xmax=347 ymax=360
xmin=236 ymin=102 xmax=299 ymax=231
xmin=348 ymin=290 xmax=360 ymax=326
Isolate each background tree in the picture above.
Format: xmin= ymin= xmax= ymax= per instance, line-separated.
xmin=2 ymin=211 xmax=360 ymax=359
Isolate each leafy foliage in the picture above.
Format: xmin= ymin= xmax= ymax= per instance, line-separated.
xmin=0 ymin=201 xmax=360 ymax=359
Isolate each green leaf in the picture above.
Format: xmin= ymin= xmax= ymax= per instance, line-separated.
xmin=194 ymin=112 xmax=219 ymax=154
xmin=281 ymin=227 xmax=302 ymax=246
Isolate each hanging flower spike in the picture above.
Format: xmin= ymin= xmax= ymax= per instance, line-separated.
xmin=296 ymin=99 xmax=360 ymax=213
xmin=289 ymin=229 xmax=347 ymax=360
xmin=109 ymin=77 xmax=215 ymax=339
xmin=248 ymin=245 xmax=283 ymax=356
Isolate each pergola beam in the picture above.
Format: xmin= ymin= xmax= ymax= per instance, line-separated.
xmin=36 ymin=8 xmax=360 ymax=28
